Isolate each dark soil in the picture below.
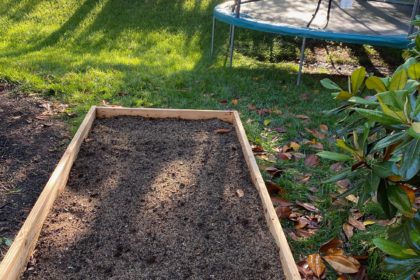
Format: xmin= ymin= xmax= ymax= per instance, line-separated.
xmin=23 ymin=116 xmax=284 ymax=280
xmin=0 ymin=86 xmax=69 ymax=258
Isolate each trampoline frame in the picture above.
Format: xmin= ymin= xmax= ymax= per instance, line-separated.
xmin=211 ymin=0 xmax=420 ymax=85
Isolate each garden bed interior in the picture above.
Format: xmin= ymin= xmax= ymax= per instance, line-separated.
xmin=0 ymin=107 xmax=300 ymax=280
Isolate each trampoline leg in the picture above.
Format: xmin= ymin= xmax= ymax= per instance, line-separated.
xmin=211 ymin=17 xmax=216 ymax=56
xmin=229 ymin=25 xmax=235 ymax=67
xmin=297 ymin=38 xmax=306 ymax=86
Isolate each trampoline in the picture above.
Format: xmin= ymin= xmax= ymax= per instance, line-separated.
xmin=211 ymin=0 xmax=419 ymax=84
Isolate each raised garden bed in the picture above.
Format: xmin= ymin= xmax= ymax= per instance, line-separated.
xmin=0 ymin=107 xmax=300 ymax=280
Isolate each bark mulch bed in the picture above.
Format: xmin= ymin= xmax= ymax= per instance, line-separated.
xmin=0 ymin=86 xmax=69 ymax=259
xmin=23 ymin=116 xmax=284 ymax=280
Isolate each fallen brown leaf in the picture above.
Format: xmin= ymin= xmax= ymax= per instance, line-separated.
xmin=219 ymin=99 xmax=228 ymax=104
xmin=305 ymin=154 xmax=320 ymax=167
xmin=278 ymin=152 xmax=293 ymax=160
xmin=322 ymin=255 xmax=360 ymax=274
xmin=296 ymin=228 xmax=318 ymax=238
xmin=276 ymin=206 xmax=292 ymax=219
xmin=265 ymin=180 xmax=284 ymax=195
xmin=307 ymin=253 xmax=326 ymax=278
xmin=320 ymin=238 xmax=344 ymax=256
xmin=271 ymin=197 xmax=293 ymax=207
xmin=231 ymin=99 xmax=239 ymax=105
xmin=273 ymin=126 xmax=287 ymax=133
xmin=296 ymin=201 xmax=320 ymax=213
xmin=252 ymin=145 xmax=265 ymax=153
xmin=297 ymin=259 xmax=315 ymax=279
xmin=248 ymin=104 xmax=256 ymax=110
xmin=296 ymin=114 xmax=310 ymax=120
xmin=266 ymin=166 xmax=282 ymax=178
xmin=343 ymin=223 xmax=354 ymax=240
xmin=320 ymin=124 xmax=329 ymax=132
xmin=305 ymin=128 xmax=326 ymax=139
xmin=348 ymin=217 xmax=366 ymax=231
xmin=295 ymin=216 xmax=311 ymax=229
xmin=215 ymin=128 xmax=232 ymax=134
xmin=330 ymin=162 xmax=344 ymax=172
xmin=290 ymin=141 xmax=301 ymax=151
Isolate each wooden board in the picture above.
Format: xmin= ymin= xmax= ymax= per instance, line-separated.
xmin=0 ymin=107 xmax=300 ymax=280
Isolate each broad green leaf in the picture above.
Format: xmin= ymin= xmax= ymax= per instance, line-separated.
xmin=408 ymin=63 xmax=420 ymax=80
xmin=348 ymin=96 xmax=378 ymax=105
xmin=354 ymin=108 xmax=401 ymax=126
xmin=372 ymin=161 xmax=395 ymax=178
xmin=336 ymin=139 xmax=357 ymax=155
xmin=377 ymin=179 xmax=397 ymax=219
xmin=336 ymin=91 xmax=352 ymax=100
xmin=366 ymin=76 xmax=386 ymax=93
xmin=376 ymin=94 xmax=407 ymax=123
xmin=323 ymin=168 xmax=352 ymax=183
xmin=393 ymin=139 xmax=420 ymax=180
xmin=384 ymin=256 xmax=420 ymax=280
xmin=408 ymin=123 xmax=420 ymax=139
xmin=371 ymin=131 xmax=406 ymax=152
xmin=373 ymin=238 xmax=418 ymax=258
xmin=321 ymin=78 xmax=342 ymax=90
xmin=317 ymin=151 xmax=352 ymax=161
xmin=351 ymin=67 xmax=366 ymax=94
xmin=388 ymin=185 xmax=413 ymax=217
xmin=359 ymin=172 xmax=380 ymax=206
xmin=389 ymin=69 xmax=408 ymax=91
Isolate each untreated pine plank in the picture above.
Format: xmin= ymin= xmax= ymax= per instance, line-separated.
xmin=96 ymin=106 xmax=235 ymax=123
xmin=232 ymin=111 xmax=301 ymax=280
xmin=0 ymin=106 xmax=97 ymax=280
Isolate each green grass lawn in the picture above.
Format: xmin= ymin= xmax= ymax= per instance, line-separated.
xmin=0 ymin=0 xmax=403 ymax=279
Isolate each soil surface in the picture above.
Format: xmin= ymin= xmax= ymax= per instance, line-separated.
xmin=23 ymin=116 xmax=284 ymax=280
xmin=0 ymin=86 xmax=69 ymax=259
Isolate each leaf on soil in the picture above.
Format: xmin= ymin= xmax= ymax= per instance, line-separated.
xmin=266 ymin=166 xmax=282 ymax=178
xmin=236 ymin=189 xmax=244 ymax=198
xmin=231 ymin=99 xmax=239 ymax=105
xmin=263 ymin=119 xmax=271 ymax=126
xmin=348 ymin=217 xmax=366 ymax=230
xmin=362 ymin=220 xmax=375 ymax=226
xmin=305 ymin=154 xmax=320 ymax=167
xmin=256 ymin=108 xmax=271 ymax=116
xmin=215 ymin=128 xmax=232 ymax=134
xmin=296 ymin=201 xmax=320 ymax=212
xmin=343 ymin=223 xmax=354 ymax=240
xmin=322 ymin=255 xmax=360 ymax=274
xmin=307 ymin=253 xmax=326 ymax=278
xmin=293 ymin=152 xmax=306 ymax=159
xmin=336 ymin=179 xmax=351 ymax=188
xmin=320 ymin=238 xmax=344 ymax=256
xmin=219 ymin=99 xmax=228 ymax=104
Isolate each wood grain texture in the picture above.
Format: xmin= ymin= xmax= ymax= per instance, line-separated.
xmin=96 ymin=106 xmax=235 ymax=123
xmin=232 ymin=111 xmax=300 ymax=280
xmin=0 ymin=106 xmax=97 ymax=280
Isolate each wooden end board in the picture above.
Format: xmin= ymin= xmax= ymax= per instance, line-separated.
xmin=0 ymin=107 xmax=300 ymax=280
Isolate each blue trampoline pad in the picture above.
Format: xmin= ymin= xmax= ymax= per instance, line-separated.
xmin=214 ymin=0 xmax=415 ymax=48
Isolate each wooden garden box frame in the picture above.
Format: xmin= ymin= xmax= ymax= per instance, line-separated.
xmin=0 ymin=106 xmax=301 ymax=280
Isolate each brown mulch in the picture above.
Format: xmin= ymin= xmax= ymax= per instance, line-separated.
xmin=23 ymin=116 xmax=284 ymax=280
